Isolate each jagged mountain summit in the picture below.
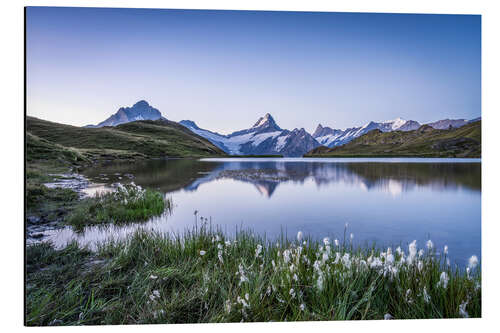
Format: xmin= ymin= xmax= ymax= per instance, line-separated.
xmin=85 ymin=100 xmax=166 ymax=128
xmin=312 ymin=118 xmax=422 ymax=148
xmin=180 ymin=114 xmax=319 ymax=157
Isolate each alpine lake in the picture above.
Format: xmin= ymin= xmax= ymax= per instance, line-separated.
xmin=43 ymin=157 xmax=481 ymax=267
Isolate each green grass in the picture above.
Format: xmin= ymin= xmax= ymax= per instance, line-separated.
xmin=25 ymin=226 xmax=481 ymax=325
xmin=305 ymin=121 xmax=481 ymax=158
xmin=27 ymin=185 xmax=79 ymax=213
xmin=65 ymin=183 xmax=170 ymax=231
xmin=27 ymin=116 xmax=227 ymax=165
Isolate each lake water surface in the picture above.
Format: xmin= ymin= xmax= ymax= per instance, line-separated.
xmin=44 ymin=158 xmax=481 ymax=266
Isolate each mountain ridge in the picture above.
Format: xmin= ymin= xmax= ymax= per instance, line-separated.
xmin=311 ymin=117 xmax=480 ymax=148
xmin=83 ymin=100 xmax=480 ymax=157
xmin=305 ymin=121 xmax=481 ymax=158
xmin=180 ymin=115 xmax=319 ymax=157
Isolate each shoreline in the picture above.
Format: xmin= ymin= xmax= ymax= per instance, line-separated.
xmin=26 ymin=226 xmax=481 ymax=325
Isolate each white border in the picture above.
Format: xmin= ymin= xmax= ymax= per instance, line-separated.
xmin=2 ymin=0 xmax=499 ymax=332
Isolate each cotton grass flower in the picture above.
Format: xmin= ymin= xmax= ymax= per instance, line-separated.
xmin=426 ymin=240 xmax=433 ymax=250
xmin=459 ymin=301 xmax=469 ymax=318
xmin=316 ymin=273 xmax=324 ymax=290
xmin=149 ymin=275 xmax=158 ymax=280
xmin=297 ymin=231 xmax=303 ymax=242
xmin=438 ymin=272 xmax=449 ymax=289
xmin=149 ymin=289 xmax=161 ymax=302
xmin=386 ymin=247 xmax=394 ymax=265
xmin=283 ymin=249 xmax=291 ymax=263
xmin=313 ymin=260 xmax=321 ymax=272
xmin=417 ymin=261 xmax=423 ymax=272
xmin=199 ymin=250 xmax=206 ymax=256
xmin=334 ymin=252 xmax=341 ymax=264
xmin=468 ymin=255 xmax=479 ymax=270
xmin=255 ymin=244 xmax=263 ymax=257
xmin=384 ymin=313 xmax=394 ymax=320
xmin=334 ymin=239 xmax=339 ymax=247
xmin=444 ymin=245 xmax=448 ymax=255
xmin=323 ymin=237 xmax=330 ymax=246
xmin=225 ymin=300 xmax=232 ymax=313
xmin=422 ymin=287 xmax=431 ymax=303
xmin=300 ymin=303 xmax=305 ymax=311
xmin=237 ymin=296 xmax=249 ymax=308
xmin=405 ymin=289 xmax=413 ymax=304
xmin=218 ymin=250 xmax=224 ymax=264
xmin=342 ymin=253 xmax=351 ymax=269
xmin=407 ymin=240 xmax=417 ymax=264
xmin=238 ymin=264 xmax=249 ymax=285
xmin=370 ymin=257 xmax=382 ymax=269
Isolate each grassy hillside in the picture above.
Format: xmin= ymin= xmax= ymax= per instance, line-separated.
xmin=26 ymin=116 xmax=226 ymax=165
xmin=305 ymin=121 xmax=481 ymax=158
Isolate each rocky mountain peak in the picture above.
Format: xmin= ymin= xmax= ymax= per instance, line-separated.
xmin=88 ymin=100 xmax=165 ymax=128
xmin=312 ymin=123 xmax=340 ymax=138
xmin=253 ymin=113 xmax=279 ymax=129
xmin=133 ymin=100 xmax=150 ymax=108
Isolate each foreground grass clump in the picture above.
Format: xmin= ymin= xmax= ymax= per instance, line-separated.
xmin=25 ymin=227 xmax=480 ymax=325
xmin=66 ymin=183 xmax=169 ymax=230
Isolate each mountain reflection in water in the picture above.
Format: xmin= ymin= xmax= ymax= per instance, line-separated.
xmin=41 ymin=157 xmax=481 ymax=267
xmin=82 ymin=158 xmax=481 ymax=198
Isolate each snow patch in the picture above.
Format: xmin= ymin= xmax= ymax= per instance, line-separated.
xmin=250 ymin=131 xmax=282 ymax=146
xmin=275 ymin=135 xmax=289 ymax=151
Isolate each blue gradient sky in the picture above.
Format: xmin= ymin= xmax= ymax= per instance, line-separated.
xmin=26 ymin=7 xmax=481 ymax=134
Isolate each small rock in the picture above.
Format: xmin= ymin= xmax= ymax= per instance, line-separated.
xmin=27 ymin=216 xmax=41 ymax=224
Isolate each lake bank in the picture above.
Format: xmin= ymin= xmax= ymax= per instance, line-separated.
xmin=25 ymin=156 xmax=482 ymax=325
xmin=26 ymin=225 xmax=480 ymax=325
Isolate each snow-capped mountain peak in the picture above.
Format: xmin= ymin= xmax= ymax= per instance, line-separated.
xmin=312 ymin=117 xmax=422 ymax=148
xmin=85 ymin=100 xmax=165 ymax=128
xmin=381 ymin=117 xmax=407 ymax=130
xmin=180 ymin=114 xmax=318 ymax=156
xmin=252 ymin=113 xmax=279 ymax=129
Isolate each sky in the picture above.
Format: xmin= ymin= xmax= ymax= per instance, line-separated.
xmin=26 ymin=7 xmax=481 ymax=134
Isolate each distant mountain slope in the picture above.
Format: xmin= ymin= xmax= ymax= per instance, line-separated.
xmin=312 ymin=118 xmax=422 ymax=148
xmin=305 ymin=121 xmax=481 ymax=158
xmin=27 ymin=116 xmax=226 ymax=163
xmin=426 ymin=118 xmax=478 ymax=130
xmin=312 ymin=117 xmax=480 ymax=149
xmin=85 ymin=100 xmax=166 ymax=128
xmin=180 ymin=113 xmax=320 ymax=157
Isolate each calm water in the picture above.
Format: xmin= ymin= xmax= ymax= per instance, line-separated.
xmin=44 ymin=158 xmax=481 ymax=266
